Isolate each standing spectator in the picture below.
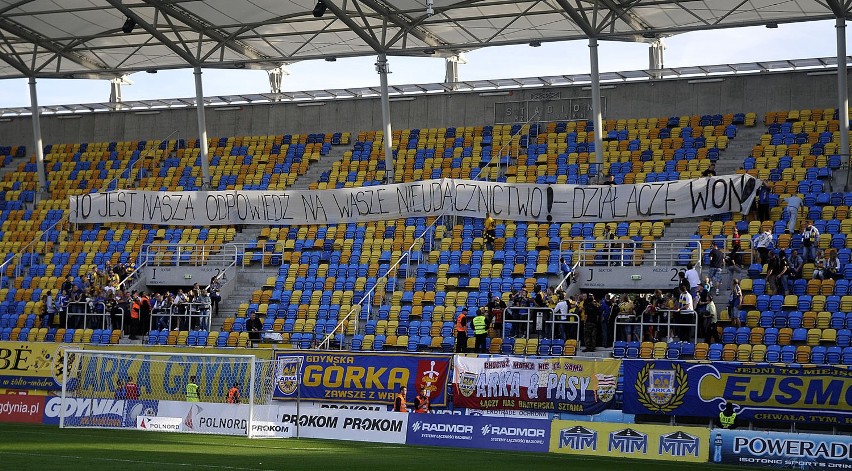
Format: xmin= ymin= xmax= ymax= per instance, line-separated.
xmin=393 ymin=386 xmax=407 ymax=412
xmin=708 ymin=242 xmax=724 ymax=295
xmin=472 ymin=308 xmax=488 ymax=353
xmin=553 ymin=293 xmax=569 ymax=340
xmin=247 ymin=312 xmax=264 ymax=344
xmin=702 ymin=163 xmax=717 ymax=177
xmin=532 ymin=285 xmax=547 ymax=335
xmin=788 ymin=249 xmax=804 ymax=282
xmin=785 ymin=194 xmax=803 ymax=233
xmin=598 ymin=295 xmax=611 ymax=347
xmin=186 ymin=375 xmax=200 ymax=402
xmin=754 ymin=229 xmax=773 ymax=265
xmin=196 ymin=289 xmax=211 ymax=331
xmin=227 ymin=382 xmax=241 ymax=404
xmin=208 ymin=275 xmax=222 ymax=317
xmin=414 ymin=387 xmax=431 ymax=414
xmin=616 ymin=295 xmax=636 ymax=342
xmin=114 ymin=379 xmax=126 ymax=400
xmin=603 ymin=174 xmax=616 ymax=185
xmin=174 ymin=289 xmax=189 ymax=330
xmin=124 ymin=376 xmax=139 ymax=400
xmin=801 ymin=221 xmax=820 ymax=263
xmin=675 ymin=285 xmax=695 ymax=341
xmin=582 ymin=295 xmax=599 ymax=353
xmin=559 ymin=257 xmax=572 ymax=279
xmin=685 ymin=263 xmax=701 ymax=299
xmin=454 ymin=307 xmax=468 ymax=353
xmin=704 ymin=294 xmax=720 ymax=344
xmin=756 ymin=182 xmax=771 ymax=221
xmin=129 ymin=295 xmax=140 ymax=340
xmin=774 ymin=251 xmax=789 ymax=296
xmin=487 ymin=295 xmax=505 ymax=338
xmin=43 ymin=290 xmax=55 ymax=328
xmin=729 ymin=279 xmax=742 ymax=327
xmin=139 ymin=292 xmax=151 ymax=337
xmin=730 ymin=226 xmax=743 ymax=266
xmin=603 ymin=225 xmax=617 ymax=266
xmin=695 ymin=284 xmax=711 ymax=321
xmin=483 ymin=212 xmax=496 ymax=251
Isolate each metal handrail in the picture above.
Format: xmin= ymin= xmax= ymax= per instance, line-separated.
xmin=472 ymin=111 xmax=540 ymax=182
xmin=613 ymin=309 xmax=699 ymax=345
xmin=141 ymin=242 xmax=239 ymax=267
xmin=566 ymin=238 xmax=704 ymax=268
xmin=148 ymin=302 xmax=211 ymax=333
xmin=64 ymin=301 xmax=119 ymax=331
xmin=502 ymin=306 xmax=581 ymax=343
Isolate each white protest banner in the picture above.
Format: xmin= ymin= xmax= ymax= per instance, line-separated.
xmin=69 ymin=174 xmax=759 ymax=226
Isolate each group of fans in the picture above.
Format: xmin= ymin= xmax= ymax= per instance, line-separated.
xmin=39 ymin=263 xmax=222 ymax=340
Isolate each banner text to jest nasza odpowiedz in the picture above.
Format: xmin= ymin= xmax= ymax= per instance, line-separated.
xmin=69 ymin=175 xmax=759 ymax=226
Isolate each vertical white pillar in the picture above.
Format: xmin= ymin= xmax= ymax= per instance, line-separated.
xmin=837 ymin=17 xmax=850 ymax=191
xmin=376 ymin=54 xmax=395 ymax=183
xmin=29 ymin=77 xmax=48 ymax=194
xmin=589 ymin=38 xmax=605 ymax=173
xmin=194 ymin=66 xmax=211 ymax=190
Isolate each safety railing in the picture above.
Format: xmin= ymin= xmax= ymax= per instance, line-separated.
xmin=502 ymin=306 xmax=581 ymax=344
xmin=567 ymin=238 xmax=703 ymax=268
xmin=149 ymin=302 xmax=212 ymax=332
xmin=612 ymin=309 xmax=699 ymax=345
xmin=64 ymin=301 xmax=123 ymax=332
xmin=140 ymin=242 xmax=239 ymax=267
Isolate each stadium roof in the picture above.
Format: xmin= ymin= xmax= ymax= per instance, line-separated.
xmin=0 ymin=0 xmax=850 ymax=80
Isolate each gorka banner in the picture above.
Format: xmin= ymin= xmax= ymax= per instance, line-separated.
xmin=711 ymin=428 xmax=852 ymax=469
xmin=271 ymin=352 xmax=451 ymax=407
xmin=623 ymin=360 xmax=852 ymax=425
xmin=452 ymin=355 xmax=620 ymax=414
xmin=69 ymin=175 xmax=759 ymax=225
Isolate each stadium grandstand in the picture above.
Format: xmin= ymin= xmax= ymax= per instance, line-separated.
xmin=1 ymin=1 xmax=852 ymax=466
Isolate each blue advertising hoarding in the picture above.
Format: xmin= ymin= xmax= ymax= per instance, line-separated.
xmin=42 ymin=396 xmax=159 ymax=428
xmin=622 ymin=360 xmax=852 ymax=425
xmin=406 ymin=413 xmax=551 ymax=452
xmin=272 ymin=352 xmax=451 ymax=407
xmin=712 ymin=429 xmax=852 ymax=470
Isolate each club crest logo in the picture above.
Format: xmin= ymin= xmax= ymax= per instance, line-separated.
xmin=275 ymin=358 xmax=301 ymax=396
xmin=635 ymin=362 xmax=688 ymax=413
xmin=457 ymin=372 xmax=478 ymax=398
xmin=593 ymin=373 xmax=617 ymax=403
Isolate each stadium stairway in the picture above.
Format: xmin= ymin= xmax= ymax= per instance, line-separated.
xmin=209 ymin=267 xmax=272 ymax=332
xmin=716 ymin=124 xmax=766 ymax=174
xmin=289 ymin=142 xmax=350 ymax=190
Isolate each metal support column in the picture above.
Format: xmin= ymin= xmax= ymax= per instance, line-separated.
xmin=649 ymin=39 xmax=665 ymax=79
xmin=28 ymin=77 xmax=47 ymax=194
xmin=194 ymin=66 xmax=211 ymax=190
xmin=376 ymin=54 xmax=395 ymax=183
xmin=589 ymin=38 xmax=605 ymax=172
xmin=837 ymin=17 xmax=851 ymax=191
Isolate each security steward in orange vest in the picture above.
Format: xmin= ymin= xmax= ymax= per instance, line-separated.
xmin=393 ymin=386 xmax=407 ymax=412
xmin=227 ymin=382 xmax=241 ymax=404
xmin=129 ymin=296 xmax=141 ymax=340
xmin=414 ymin=387 xmax=431 ymax=413
xmin=455 ymin=307 xmax=469 ymax=353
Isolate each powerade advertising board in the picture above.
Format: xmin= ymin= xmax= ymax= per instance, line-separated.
xmin=406 ymin=413 xmax=550 ymax=452
xmin=711 ymin=429 xmax=852 ymax=470
xmin=272 ymin=352 xmax=450 ymax=407
xmin=622 ymin=360 xmax=852 ymax=425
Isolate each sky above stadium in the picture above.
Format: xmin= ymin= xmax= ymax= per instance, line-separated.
xmin=0 ymin=19 xmax=848 ymax=108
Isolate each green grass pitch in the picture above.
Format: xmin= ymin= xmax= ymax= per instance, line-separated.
xmin=0 ymin=423 xmax=758 ymax=471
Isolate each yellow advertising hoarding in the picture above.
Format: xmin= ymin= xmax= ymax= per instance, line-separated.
xmin=549 ymin=419 xmax=710 ymax=462
xmin=0 ymin=341 xmax=272 ymax=393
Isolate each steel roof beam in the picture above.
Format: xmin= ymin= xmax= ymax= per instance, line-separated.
xmin=323 ymin=1 xmax=386 ymax=52
xmin=105 ymin=0 xmax=198 ymax=66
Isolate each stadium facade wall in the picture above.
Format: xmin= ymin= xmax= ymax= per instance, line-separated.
xmin=0 ymin=69 xmax=841 ymax=148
